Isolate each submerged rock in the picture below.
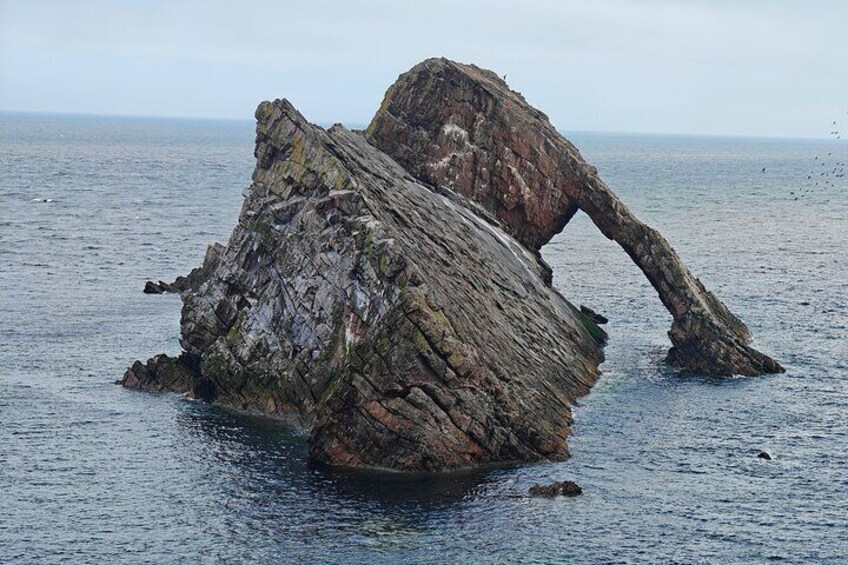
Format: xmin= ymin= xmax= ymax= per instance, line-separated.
xmin=529 ymin=480 xmax=583 ymax=497
xmin=123 ymin=97 xmax=603 ymax=471
xmin=757 ymin=451 xmax=773 ymax=460
xmin=143 ymin=280 xmax=166 ymax=294
xmin=366 ymin=58 xmax=783 ymax=377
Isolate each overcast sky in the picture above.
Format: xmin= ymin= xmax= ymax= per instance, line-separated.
xmin=1 ymin=0 xmax=846 ymax=137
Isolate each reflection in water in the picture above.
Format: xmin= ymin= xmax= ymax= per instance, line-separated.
xmin=177 ymin=403 xmax=495 ymax=504
xmin=170 ymin=401 xmax=511 ymax=562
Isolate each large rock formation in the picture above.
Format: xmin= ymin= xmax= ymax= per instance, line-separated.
xmin=366 ymin=58 xmax=783 ymax=376
xmin=123 ymin=58 xmax=783 ymax=472
xmin=122 ymin=98 xmax=605 ymax=471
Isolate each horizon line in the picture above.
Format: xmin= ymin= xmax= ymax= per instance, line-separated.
xmin=0 ymin=108 xmax=841 ymax=143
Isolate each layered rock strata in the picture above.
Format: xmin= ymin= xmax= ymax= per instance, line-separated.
xmin=365 ymin=58 xmax=783 ymax=376
xmin=123 ymin=98 xmax=604 ymax=471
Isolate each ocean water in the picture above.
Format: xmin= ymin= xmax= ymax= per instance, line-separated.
xmin=1 ymin=113 xmax=846 ymax=564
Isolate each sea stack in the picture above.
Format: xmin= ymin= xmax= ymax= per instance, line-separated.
xmin=122 ymin=58 xmax=783 ymax=472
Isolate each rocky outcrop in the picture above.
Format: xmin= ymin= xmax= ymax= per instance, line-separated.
xmin=120 ymin=353 xmax=196 ymax=393
xmin=143 ymin=243 xmax=224 ymax=294
xmin=124 ymin=57 xmax=784 ymax=472
xmin=366 ymin=58 xmax=783 ymax=376
xmin=123 ymin=98 xmax=605 ymax=471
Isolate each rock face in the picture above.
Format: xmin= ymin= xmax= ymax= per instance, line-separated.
xmin=366 ymin=58 xmax=783 ymax=377
xmin=122 ymin=98 xmax=605 ymax=471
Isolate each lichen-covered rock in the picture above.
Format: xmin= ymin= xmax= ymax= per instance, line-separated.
xmin=366 ymin=58 xmax=783 ymax=377
xmin=123 ymin=98 xmax=604 ymax=471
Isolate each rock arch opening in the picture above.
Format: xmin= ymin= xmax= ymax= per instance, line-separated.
xmin=365 ymin=57 xmax=783 ymax=376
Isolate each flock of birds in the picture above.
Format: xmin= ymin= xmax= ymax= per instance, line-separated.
xmin=788 ymin=113 xmax=846 ymax=200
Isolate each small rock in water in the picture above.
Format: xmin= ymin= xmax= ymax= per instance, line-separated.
xmin=757 ymin=451 xmax=772 ymax=460
xmin=143 ymin=280 xmax=166 ymax=294
xmin=529 ymin=480 xmax=582 ymax=497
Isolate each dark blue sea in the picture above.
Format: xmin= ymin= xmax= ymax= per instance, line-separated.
xmin=1 ymin=112 xmax=846 ymax=564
